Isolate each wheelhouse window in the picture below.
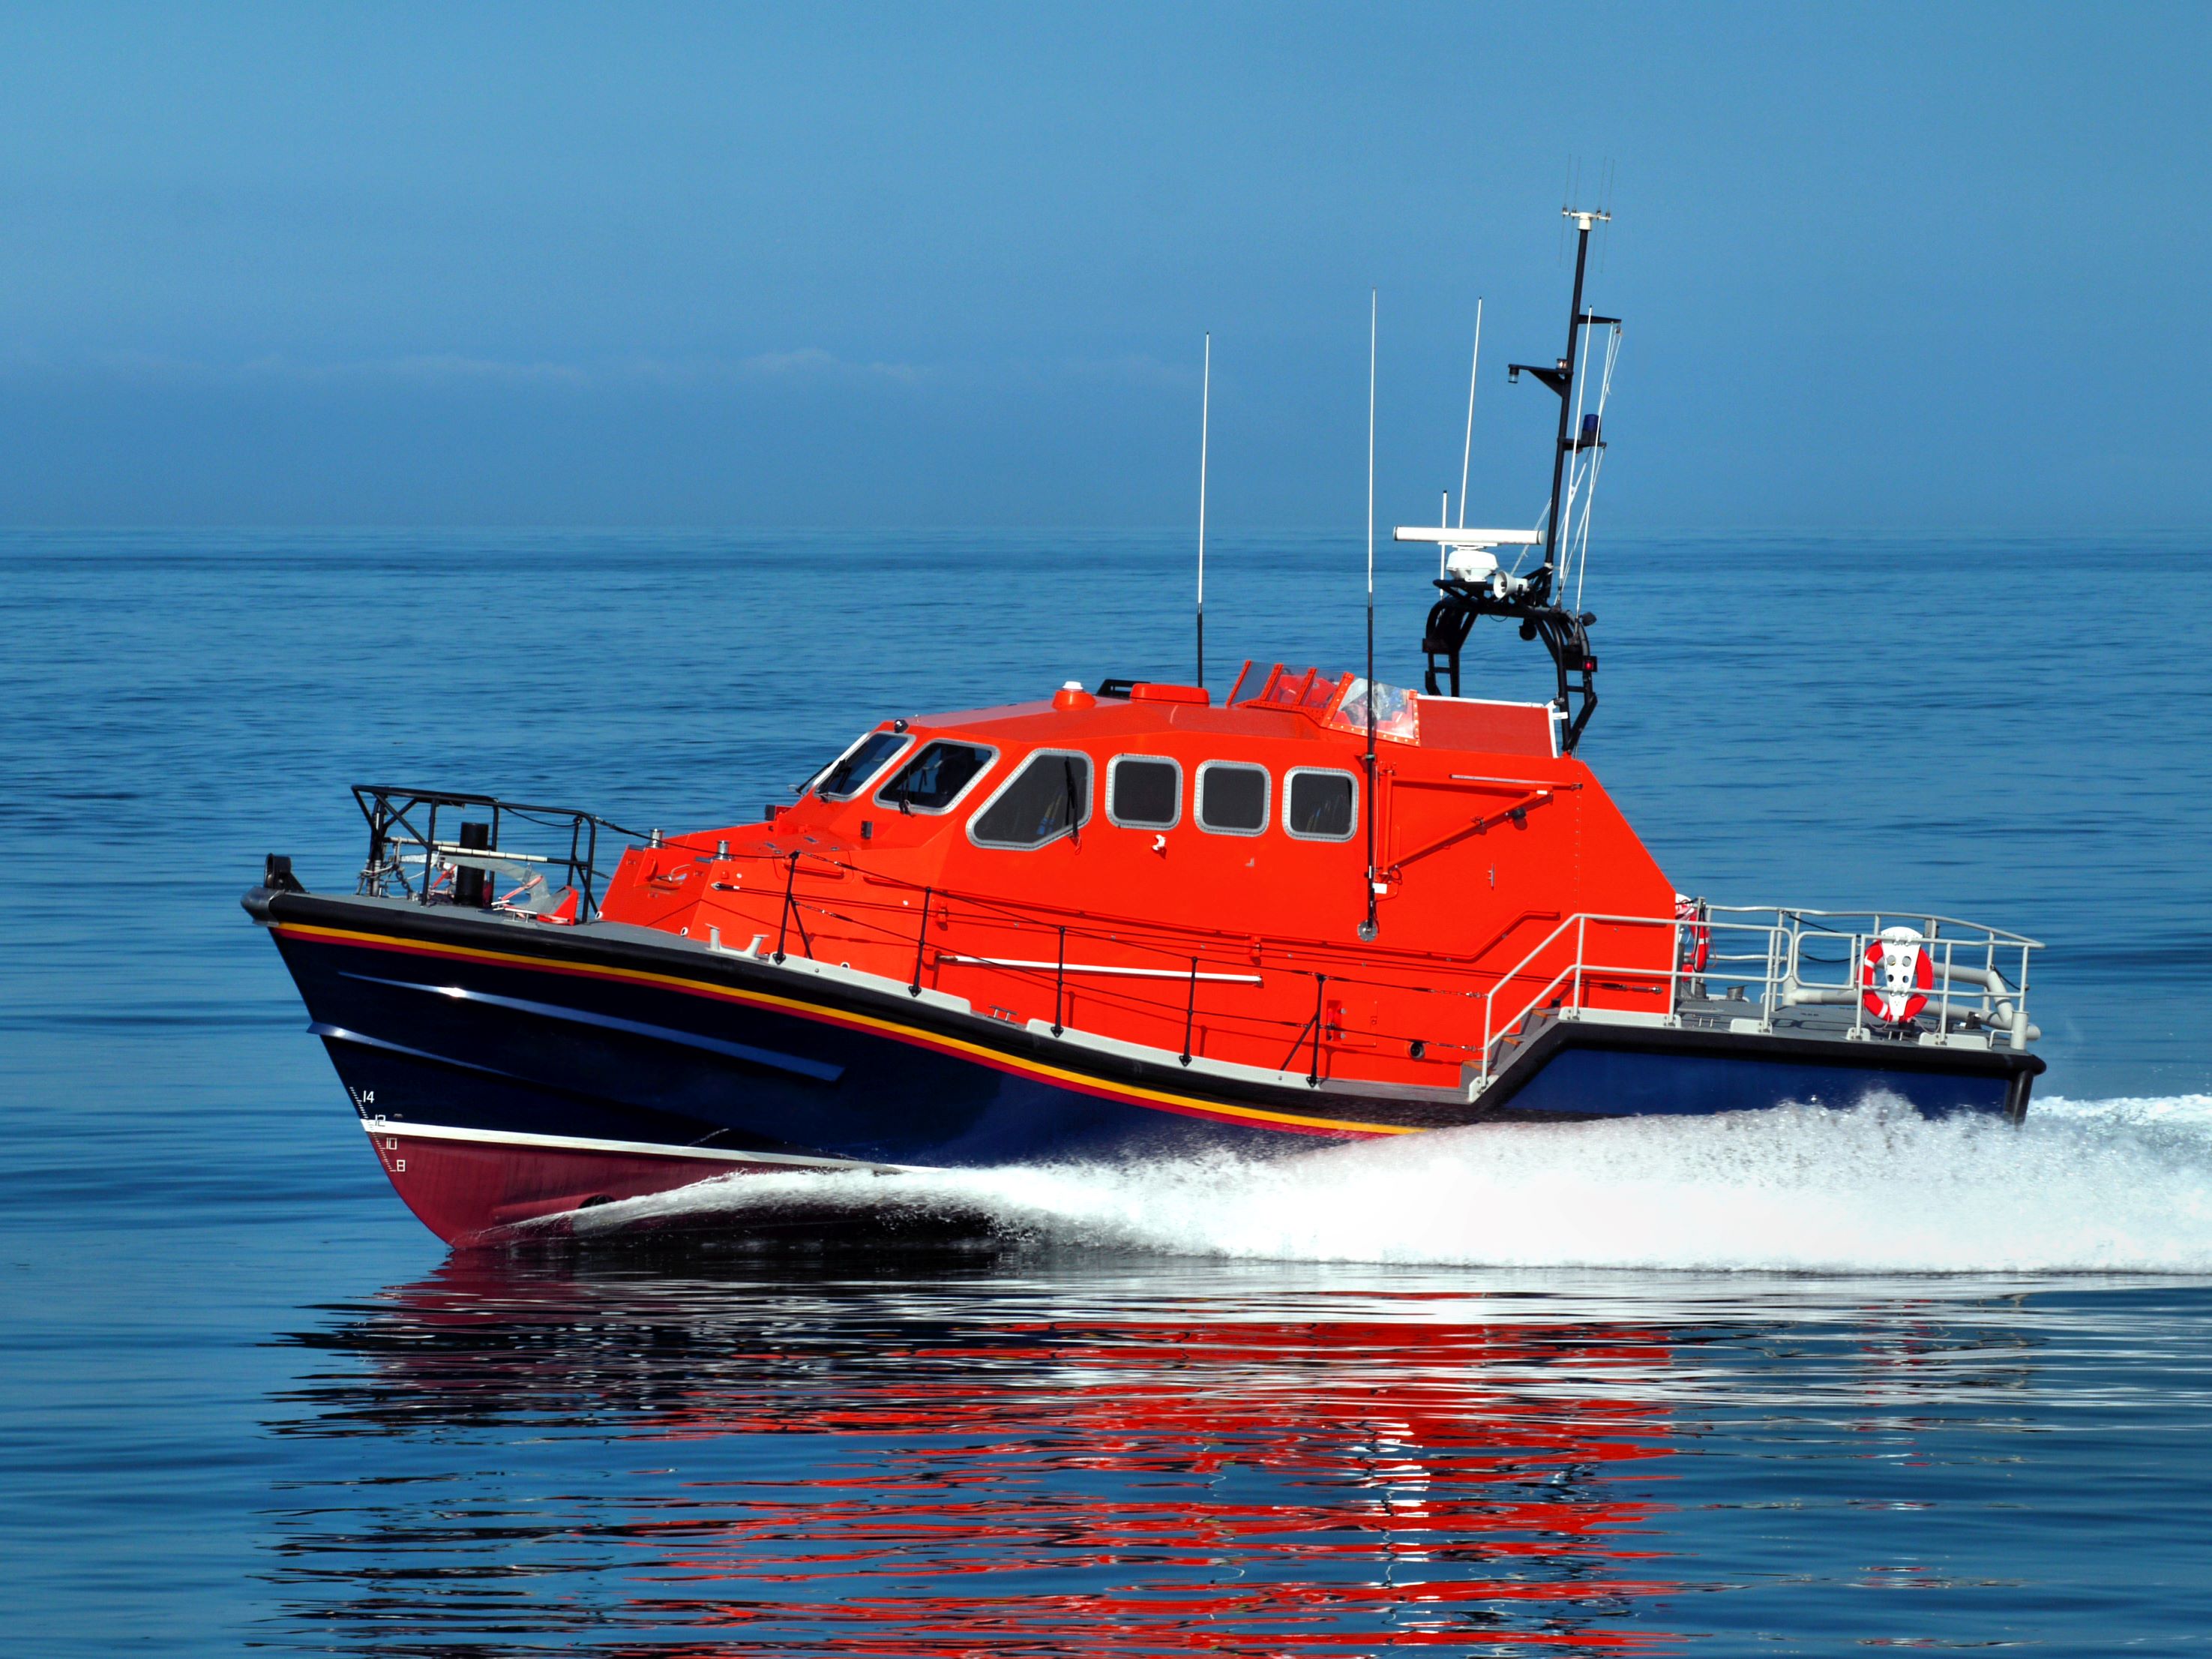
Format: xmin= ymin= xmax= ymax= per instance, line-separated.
xmin=876 ymin=741 xmax=995 ymax=814
xmin=1284 ymin=768 xmax=1357 ymax=840
xmin=970 ymin=751 xmax=1092 ymax=848
xmin=1195 ymin=761 xmax=1269 ymax=835
xmin=811 ymin=730 xmax=910 ymax=801
xmin=1106 ymin=756 xmax=1180 ymax=829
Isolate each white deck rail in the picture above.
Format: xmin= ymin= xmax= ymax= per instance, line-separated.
xmin=1474 ymin=907 xmax=2043 ymax=1086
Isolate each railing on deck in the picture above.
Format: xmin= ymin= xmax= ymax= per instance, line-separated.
xmin=673 ymin=838 xmax=2046 ymax=1090
xmin=667 ymin=840 xmax=1485 ymax=1084
xmin=1473 ymin=907 xmax=2043 ymax=1084
xmin=343 ymin=789 xmax=2043 ymax=1095
xmin=352 ymin=785 xmax=646 ymax=922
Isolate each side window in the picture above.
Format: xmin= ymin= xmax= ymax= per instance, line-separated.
xmin=876 ymin=741 xmax=996 ymax=814
xmin=811 ymin=730 xmax=910 ymax=801
xmin=1107 ymin=756 xmax=1181 ymax=829
xmin=970 ymin=751 xmax=1092 ymax=848
xmin=1196 ymin=761 xmax=1269 ymax=836
xmin=1284 ymin=768 xmax=1357 ymax=840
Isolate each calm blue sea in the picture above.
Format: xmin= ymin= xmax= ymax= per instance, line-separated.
xmin=4 ymin=528 xmax=2211 ymax=1655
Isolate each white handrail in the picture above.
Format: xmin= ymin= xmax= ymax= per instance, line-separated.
xmin=1472 ymin=907 xmax=2043 ymax=1084
xmin=1704 ymin=902 xmax=2044 ymax=951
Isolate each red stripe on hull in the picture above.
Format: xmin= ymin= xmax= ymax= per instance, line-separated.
xmin=365 ymin=1131 xmax=775 ymax=1247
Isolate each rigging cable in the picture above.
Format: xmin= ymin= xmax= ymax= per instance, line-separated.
xmin=1571 ymin=324 xmax=1623 ymax=612
xmin=1560 ymin=310 xmax=1596 ymax=602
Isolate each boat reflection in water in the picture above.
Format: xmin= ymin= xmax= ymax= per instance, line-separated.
xmin=270 ymin=1251 xmax=1689 ymax=1652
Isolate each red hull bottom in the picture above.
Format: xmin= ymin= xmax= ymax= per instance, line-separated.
xmin=367 ymin=1130 xmax=781 ymax=1246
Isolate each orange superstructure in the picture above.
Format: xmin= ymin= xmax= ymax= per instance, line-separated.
xmin=598 ymin=669 xmax=1675 ymax=1095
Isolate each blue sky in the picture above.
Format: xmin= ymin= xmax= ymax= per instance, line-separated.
xmin=1 ymin=3 xmax=2205 ymax=530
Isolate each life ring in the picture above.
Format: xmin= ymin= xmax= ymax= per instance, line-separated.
xmin=1862 ymin=929 xmax=1932 ymax=1022
xmin=1674 ymin=895 xmax=1710 ymax=974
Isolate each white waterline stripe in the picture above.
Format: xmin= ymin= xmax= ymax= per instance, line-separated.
xmin=358 ymin=1116 xmax=896 ymax=1171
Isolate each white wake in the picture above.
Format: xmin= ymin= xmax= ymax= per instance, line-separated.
xmin=581 ymin=1094 xmax=2212 ymax=1274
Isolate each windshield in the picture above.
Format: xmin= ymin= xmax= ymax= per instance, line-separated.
xmin=811 ymin=730 xmax=910 ymax=801
xmin=877 ymin=741 xmax=994 ymax=813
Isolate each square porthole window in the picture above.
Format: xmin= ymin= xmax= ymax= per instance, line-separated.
xmin=1107 ymin=756 xmax=1181 ymax=829
xmin=1196 ymin=761 xmax=1269 ymax=836
xmin=1284 ymin=768 xmax=1357 ymax=840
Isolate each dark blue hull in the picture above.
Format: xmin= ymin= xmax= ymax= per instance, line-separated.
xmin=1486 ymin=1026 xmax=2022 ymax=1119
xmin=246 ymin=888 xmax=2042 ymax=1243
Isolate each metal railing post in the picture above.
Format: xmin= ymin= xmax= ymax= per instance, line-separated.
xmin=1668 ymin=916 xmax=1683 ymax=1018
xmin=1479 ymin=980 xmax=1494 ymax=1084
xmin=1051 ymin=925 xmax=1067 ymax=1035
xmin=909 ymin=886 xmax=932 ymax=995
xmin=774 ymin=851 xmax=799 ymax=964
xmin=1307 ymin=973 xmax=1327 ymax=1087
xmin=1179 ymin=957 xmax=1199 ymax=1066
xmin=422 ymin=802 xmax=437 ymax=904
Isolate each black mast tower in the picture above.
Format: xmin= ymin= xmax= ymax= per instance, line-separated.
xmin=1420 ymin=207 xmax=1616 ymax=754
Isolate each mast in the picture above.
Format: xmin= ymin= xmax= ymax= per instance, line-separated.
xmin=1405 ymin=207 xmax=1621 ymax=754
xmin=1539 ymin=210 xmax=1605 ymax=571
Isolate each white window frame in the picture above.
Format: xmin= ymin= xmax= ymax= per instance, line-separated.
xmin=964 ymin=748 xmax=1096 ymax=849
xmin=1194 ymin=759 xmax=1271 ymax=837
xmin=1105 ymin=753 xmax=1183 ymax=830
xmin=873 ymin=740 xmax=1000 ymax=818
xmin=810 ymin=730 xmax=914 ymax=802
xmin=1281 ymin=766 xmax=1360 ymax=842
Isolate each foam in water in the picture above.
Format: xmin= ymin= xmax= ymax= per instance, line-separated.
xmin=577 ymin=1096 xmax=2212 ymax=1274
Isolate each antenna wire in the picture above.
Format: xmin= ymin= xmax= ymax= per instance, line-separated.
xmin=1197 ymin=332 xmax=1209 ymax=688
xmin=1458 ymin=298 xmax=1482 ymax=530
xmin=1362 ymin=288 xmax=1379 ymax=943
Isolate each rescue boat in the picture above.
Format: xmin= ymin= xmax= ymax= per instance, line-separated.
xmin=244 ymin=211 xmax=2046 ymax=1246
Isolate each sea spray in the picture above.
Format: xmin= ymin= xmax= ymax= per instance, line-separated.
xmin=580 ymin=1095 xmax=2212 ymax=1273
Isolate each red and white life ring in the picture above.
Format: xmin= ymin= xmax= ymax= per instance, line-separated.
xmin=1862 ymin=930 xmax=1933 ymax=1022
xmin=1674 ymin=894 xmax=1710 ymax=974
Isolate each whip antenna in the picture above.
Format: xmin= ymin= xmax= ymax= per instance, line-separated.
xmin=1361 ymin=288 xmax=1379 ymax=943
xmin=1458 ymin=297 xmax=1482 ymax=531
xmin=1196 ymin=332 xmax=1210 ymax=688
